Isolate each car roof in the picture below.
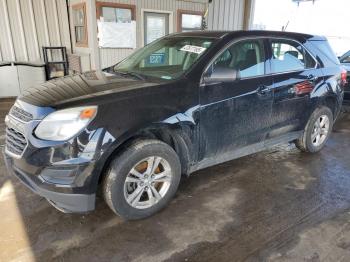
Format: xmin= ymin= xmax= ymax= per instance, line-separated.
xmin=170 ymin=31 xmax=231 ymax=39
xmin=170 ymin=30 xmax=326 ymax=41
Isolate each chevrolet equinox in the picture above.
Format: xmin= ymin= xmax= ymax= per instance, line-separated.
xmin=4 ymin=31 xmax=345 ymax=220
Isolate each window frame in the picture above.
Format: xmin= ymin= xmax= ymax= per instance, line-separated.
xmin=268 ymin=38 xmax=318 ymax=75
xmin=201 ymin=37 xmax=268 ymax=83
xmin=96 ymin=2 xmax=136 ymax=22
xmin=177 ymin=10 xmax=204 ymax=32
xmin=72 ymin=3 xmax=88 ymax=47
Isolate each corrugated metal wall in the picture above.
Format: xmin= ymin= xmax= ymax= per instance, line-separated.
xmin=207 ymin=0 xmax=245 ymax=31
xmin=0 ymin=0 xmax=249 ymax=67
xmin=97 ymin=0 xmax=207 ymax=68
xmin=0 ymin=0 xmax=71 ymax=63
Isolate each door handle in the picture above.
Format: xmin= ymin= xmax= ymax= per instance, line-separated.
xmin=307 ymin=74 xmax=318 ymax=82
xmin=257 ymin=85 xmax=271 ymax=96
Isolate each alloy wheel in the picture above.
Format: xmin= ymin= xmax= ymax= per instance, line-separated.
xmin=311 ymin=115 xmax=330 ymax=147
xmin=124 ymin=156 xmax=172 ymax=209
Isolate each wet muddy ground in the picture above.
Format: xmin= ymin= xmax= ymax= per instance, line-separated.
xmin=1 ymin=100 xmax=350 ymax=262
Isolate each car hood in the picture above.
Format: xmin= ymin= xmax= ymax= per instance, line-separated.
xmin=18 ymin=70 xmax=160 ymax=108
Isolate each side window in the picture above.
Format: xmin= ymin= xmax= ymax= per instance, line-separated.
xmin=210 ymin=40 xmax=265 ymax=79
xmin=271 ymin=40 xmax=316 ymax=73
xmin=341 ymin=55 xmax=350 ymax=63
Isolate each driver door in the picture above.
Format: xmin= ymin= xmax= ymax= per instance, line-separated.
xmin=199 ymin=39 xmax=274 ymax=161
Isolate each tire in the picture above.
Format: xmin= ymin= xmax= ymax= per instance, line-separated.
xmin=295 ymin=106 xmax=333 ymax=153
xmin=103 ymin=139 xmax=181 ymax=220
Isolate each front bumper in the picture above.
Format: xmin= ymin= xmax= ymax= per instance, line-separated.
xmin=3 ymin=100 xmax=118 ymax=213
xmin=3 ymin=149 xmax=95 ymax=213
xmin=2 ymin=103 xmax=114 ymax=213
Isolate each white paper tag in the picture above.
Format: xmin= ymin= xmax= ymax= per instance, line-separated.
xmin=180 ymin=45 xmax=206 ymax=54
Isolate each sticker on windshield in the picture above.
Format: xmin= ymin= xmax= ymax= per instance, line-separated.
xmin=180 ymin=45 xmax=206 ymax=54
xmin=147 ymin=53 xmax=165 ymax=65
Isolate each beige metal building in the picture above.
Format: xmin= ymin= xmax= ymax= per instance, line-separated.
xmin=0 ymin=0 xmax=255 ymax=98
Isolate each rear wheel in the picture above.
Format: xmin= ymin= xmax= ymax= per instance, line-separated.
xmin=103 ymin=139 xmax=181 ymax=220
xmin=295 ymin=106 xmax=333 ymax=153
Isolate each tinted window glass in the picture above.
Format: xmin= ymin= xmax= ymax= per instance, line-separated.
xmin=271 ymin=40 xmax=316 ymax=73
xmin=210 ymin=40 xmax=265 ymax=79
xmin=340 ymin=52 xmax=350 ymax=63
xmin=342 ymin=56 xmax=350 ymax=63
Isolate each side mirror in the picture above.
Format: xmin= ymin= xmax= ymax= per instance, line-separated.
xmin=203 ymin=67 xmax=239 ymax=83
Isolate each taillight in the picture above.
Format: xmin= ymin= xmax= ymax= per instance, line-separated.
xmin=341 ymin=69 xmax=347 ymax=88
xmin=295 ymin=81 xmax=314 ymax=95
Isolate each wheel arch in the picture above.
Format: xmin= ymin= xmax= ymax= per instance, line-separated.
xmin=94 ymin=123 xmax=196 ymax=191
xmin=321 ymin=94 xmax=340 ymax=118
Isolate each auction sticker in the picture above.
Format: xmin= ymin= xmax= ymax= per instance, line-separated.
xmin=180 ymin=45 xmax=206 ymax=54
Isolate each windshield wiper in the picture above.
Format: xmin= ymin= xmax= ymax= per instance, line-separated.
xmin=114 ymin=70 xmax=146 ymax=81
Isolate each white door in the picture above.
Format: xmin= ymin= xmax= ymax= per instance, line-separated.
xmin=0 ymin=64 xmax=21 ymax=97
xmin=144 ymin=12 xmax=170 ymax=45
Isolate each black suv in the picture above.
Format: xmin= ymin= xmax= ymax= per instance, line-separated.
xmin=4 ymin=31 xmax=345 ymax=220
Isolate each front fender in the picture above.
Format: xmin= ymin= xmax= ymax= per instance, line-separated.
xmin=88 ymin=107 xmax=200 ymax=192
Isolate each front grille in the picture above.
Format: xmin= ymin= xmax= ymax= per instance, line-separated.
xmin=5 ymin=127 xmax=28 ymax=156
xmin=10 ymin=106 xmax=33 ymax=122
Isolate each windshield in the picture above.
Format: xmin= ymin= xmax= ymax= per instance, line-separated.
xmin=113 ymin=37 xmax=214 ymax=80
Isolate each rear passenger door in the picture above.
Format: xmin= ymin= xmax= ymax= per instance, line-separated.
xmin=268 ymin=39 xmax=322 ymax=139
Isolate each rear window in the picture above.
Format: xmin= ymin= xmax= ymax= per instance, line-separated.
xmin=310 ymin=40 xmax=340 ymax=65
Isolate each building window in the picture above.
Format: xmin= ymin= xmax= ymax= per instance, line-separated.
xmin=96 ymin=2 xmax=136 ymax=22
xmin=72 ymin=3 xmax=88 ymax=47
xmin=177 ymin=10 xmax=203 ymax=32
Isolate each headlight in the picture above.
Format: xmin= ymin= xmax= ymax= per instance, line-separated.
xmin=35 ymin=106 xmax=97 ymax=141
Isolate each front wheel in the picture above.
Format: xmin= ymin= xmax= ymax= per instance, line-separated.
xmin=103 ymin=139 xmax=181 ymax=220
xmin=295 ymin=106 xmax=333 ymax=153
